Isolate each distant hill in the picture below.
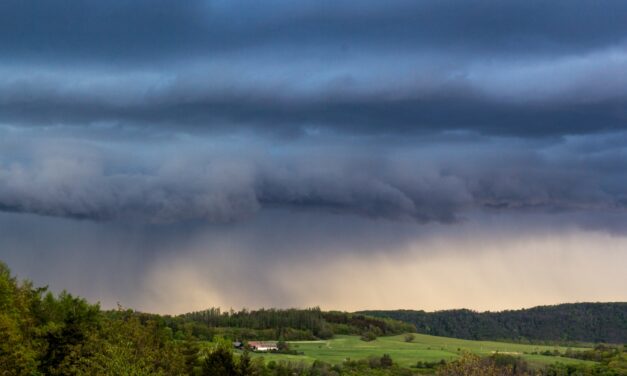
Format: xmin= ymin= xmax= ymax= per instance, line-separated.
xmin=360 ymin=303 xmax=627 ymax=344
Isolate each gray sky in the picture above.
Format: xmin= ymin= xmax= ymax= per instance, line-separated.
xmin=1 ymin=0 xmax=626 ymax=313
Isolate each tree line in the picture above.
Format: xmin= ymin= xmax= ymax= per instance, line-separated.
xmin=360 ymin=303 xmax=627 ymax=344
xmin=176 ymin=307 xmax=414 ymax=340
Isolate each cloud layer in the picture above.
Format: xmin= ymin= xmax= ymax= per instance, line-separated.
xmin=1 ymin=1 xmax=627 ymax=311
xmin=2 ymin=0 xmax=627 ymax=137
xmin=2 ymin=129 xmax=627 ymax=224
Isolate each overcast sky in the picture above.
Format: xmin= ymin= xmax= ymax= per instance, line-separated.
xmin=1 ymin=0 xmax=627 ymax=314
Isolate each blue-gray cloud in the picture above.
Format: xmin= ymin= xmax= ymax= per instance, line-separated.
xmin=1 ymin=128 xmax=626 ymax=224
xmin=3 ymin=1 xmax=627 ymax=312
xmin=1 ymin=1 xmax=627 ymax=224
xmin=1 ymin=1 xmax=627 ymax=137
xmin=3 ymin=0 xmax=627 ymax=60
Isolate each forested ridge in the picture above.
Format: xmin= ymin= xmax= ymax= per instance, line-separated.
xmin=360 ymin=303 xmax=627 ymax=343
xmin=173 ymin=307 xmax=414 ymax=341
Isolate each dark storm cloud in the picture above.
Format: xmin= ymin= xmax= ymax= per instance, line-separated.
xmin=2 ymin=0 xmax=627 ymax=137
xmin=2 ymin=82 xmax=627 ymax=137
xmin=1 ymin=1 xmax=627 ymax=224
xmin=4 ymin=1 xmax=627 ymax=314
xmin=3 ymin=52 xmax=627 ymax=137
xmin=1 ymin=129 xmax=626 ymax=224
xmin=2 ymin=0 xmax=627 ymax=60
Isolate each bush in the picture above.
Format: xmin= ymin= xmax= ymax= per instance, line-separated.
xmin=380 ymin=354 xmax=393 ymax=368
xmin=360 ymin=330 xmax=377 ymax=342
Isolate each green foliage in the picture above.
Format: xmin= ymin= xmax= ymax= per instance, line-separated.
xmin=237 ymin=349 xmax=255 ymax=376
xmin=341 ymin=357 xmax=413 ymax=376
xmin=361 ymin=303 xmax=627 ymax=343
xmin=550 ymin=344 xmax=627 ymax=375
xmin=75 ymin=309 xmax=185 ymax=375
xmin=0 ymin=261 xmax=185 ymax=376
xmin=436 ymin=352 xmax=520 ymax=376
xmin=361 ymin=330 xmax=378 ymax=342
xmin=0 ymin=261 xmax=41 ymax=375
xmin=435 ymin=353 xmax=533 ymax=375
xmin=181 ymin=338 xmax=201 ymax=375
xmin=39 ymin=292 xmax=101 ymax=375
xmin=323 ymin=311 xmax=414 ymax=337
xmin=181 ymin=307 xmax=330 ymax=339
xmin=177 ymin=307 xmax=413 ymax=341
xmin=277 ymin=337 xmax=289 ymax=351
xmin=202 ymin=338 xmax=237 ymax=376
xmin=380 ymin=354 xmax=393 ymax=368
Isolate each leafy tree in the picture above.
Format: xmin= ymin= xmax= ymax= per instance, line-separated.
xmin=237 ymin=349 xmax=254 ymax=376
xmin=277 ymin=336 xmax=289 ymax=352
xmin=72 ymin=308 xmax=185 ymax=375
xmin=360 ymin=330 xmax=377 ymax=342
xmin=437 ymin=353 xmax=513 ymax=376
xmin=39 ymin=292 xmax=101 ymax=375
xmin=202 ymin=338 xmax=237 ymax=376
xmin=380 ymin=354 xmax=393 ymax=368
xmin=181 ymin=337 xmax=201 ymax=375
xmin=0 ymin=262 xmax=43 ymax=375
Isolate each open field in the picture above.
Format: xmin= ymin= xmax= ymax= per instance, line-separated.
xmin=243 ymin=334 xmax=597 ymax=369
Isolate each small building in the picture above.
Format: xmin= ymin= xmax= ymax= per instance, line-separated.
xmin=247 ymin=341 xmax=278 ymax=352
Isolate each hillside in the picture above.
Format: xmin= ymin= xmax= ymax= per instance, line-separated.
xmin=360 ymin=303 xmax=627 ymax=343
xmin=246 ymin=334 xmax=596 ymax=369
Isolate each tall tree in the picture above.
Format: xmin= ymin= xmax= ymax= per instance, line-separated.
xmin=202 ymin=338 xmax=237 ymax=376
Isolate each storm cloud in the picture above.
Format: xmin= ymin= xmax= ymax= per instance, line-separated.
xmin=3 ymin=0 xmax=627 ymax=59
xmin=1 ymin=0 xmax=627 ymax=311
xmin=1 ymin=128 xmax=626 ymax=224
xmin=2 ymin=0 xmax=627 ymax=136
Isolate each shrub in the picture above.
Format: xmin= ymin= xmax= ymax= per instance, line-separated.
xmin=360 ymin=331 xmax=377 ymax=342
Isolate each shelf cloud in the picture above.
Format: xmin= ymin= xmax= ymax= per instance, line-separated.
xmin=1 ymin=0 xmax=627 ymax=311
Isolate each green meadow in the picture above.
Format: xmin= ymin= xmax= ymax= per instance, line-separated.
xmin=243 ymin=334 xmax=596 ymax=369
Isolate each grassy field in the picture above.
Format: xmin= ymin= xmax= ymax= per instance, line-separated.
xmin=242 ymin=334 xmax=596 ymax=369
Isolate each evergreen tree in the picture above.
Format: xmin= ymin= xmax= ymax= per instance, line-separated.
xmin=237 ymin=349 xmax=254 ymax=376
xmin=181 ymin=337 xmax=200 ymax=375
xmin=202 ymin=338 xmax=237 ymax=376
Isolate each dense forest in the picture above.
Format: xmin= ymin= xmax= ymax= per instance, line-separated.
xmin=361 ymin=303 xmax=627 ymax=343
xmin=176 ymin=307 xmax=414 ymax=340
